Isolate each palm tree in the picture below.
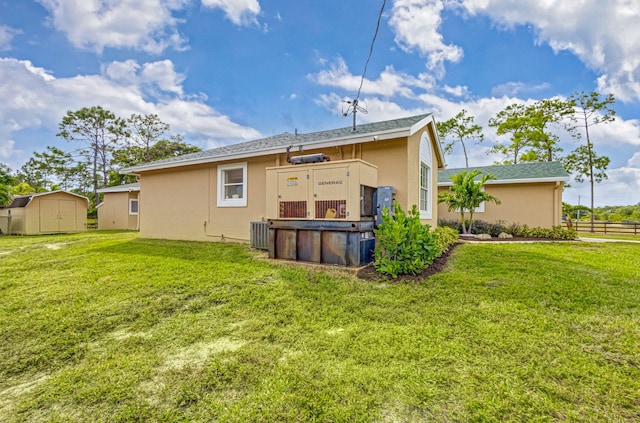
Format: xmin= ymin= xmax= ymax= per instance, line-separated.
xmin=438 ymin=170 xmax=501 ymax=234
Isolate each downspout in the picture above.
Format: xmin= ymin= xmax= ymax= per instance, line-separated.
xmin=554 ymin=182 xmax=561 ymax=226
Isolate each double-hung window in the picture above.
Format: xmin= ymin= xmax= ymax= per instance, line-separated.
xmin=129 ymin=198 xmax=139 ymax=215
xmin=419 ymin=132 xmax=433 ymax=219
xmin=217 ymin=162 xmax=247 ymax=207
xmin=420 ymin=162 xmax=429 ymax=213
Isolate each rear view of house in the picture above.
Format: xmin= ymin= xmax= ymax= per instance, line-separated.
xmin=0 ymin=191 xmax=88 ymax=235
xmin=123 ymin=114 xmax=446 ymax=254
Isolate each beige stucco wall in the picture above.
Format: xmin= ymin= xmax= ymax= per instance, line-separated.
xmin=437 ymin=181 xmax=564 ymax=228
xmin=8 ymin=192 xmax=88 ymax=235
xmin=137 ymin=125 xmax=443 ymax=243
xmin=139 ymin=157 xmax=274 ymax=242
xmin=98 ymin=191 xmax=139 ymax=230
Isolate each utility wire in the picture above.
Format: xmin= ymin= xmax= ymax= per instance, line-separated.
xmin=356 ymin=0 xmax=387 ymax=102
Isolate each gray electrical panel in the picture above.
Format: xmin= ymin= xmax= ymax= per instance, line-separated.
xmin=374 ymin=186 xmax=396 ymax=226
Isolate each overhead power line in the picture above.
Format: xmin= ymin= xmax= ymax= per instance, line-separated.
xmin=356 ymin=0 xmax=387 ymax=102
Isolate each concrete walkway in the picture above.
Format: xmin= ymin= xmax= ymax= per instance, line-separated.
xmin=578 ymin=237 xmax=640 ymax=244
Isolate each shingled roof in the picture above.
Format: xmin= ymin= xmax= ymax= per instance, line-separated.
xmin=6 ymin=195 xmax=32 ymax=208
xmin=123 ymin=114 xmax=439 ymax=173
xmin=1 ymin=191 xmax=89 ymax=209
xmin=97 ymin=183 xmax=140 ymax=193
xmin=438 ymin=162 xmax=569 ymax=185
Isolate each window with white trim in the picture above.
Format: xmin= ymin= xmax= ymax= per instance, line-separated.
xmin=129 ymin=198 xmax=139 ymax=215
xmin=419 ymin=132 xmax=433 ymax=219
xmin=420 ymin=162 xmax=429 ymax=212
xmin=217 ymin=162 xmax=247 ymax=207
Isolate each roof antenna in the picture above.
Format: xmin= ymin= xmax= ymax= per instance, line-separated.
xmin=342 ymin=98 xmax=368 ymax=132
xmin=340 ymin=0 xmax=386 ymax=132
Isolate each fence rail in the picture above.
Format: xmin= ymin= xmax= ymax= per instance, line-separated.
xmin=567 ymin=220 xmax=640 ymax=235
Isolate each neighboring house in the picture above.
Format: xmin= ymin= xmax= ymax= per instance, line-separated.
xmin=0 ymin=191 xmax=88 ymax=235
xmin=96 ymin=183 xmax=140 ymax=230
xmin=437 ymin=162 xmax=569 ymax=228
xmin=123 ymin=114 xmax=445 ymax=243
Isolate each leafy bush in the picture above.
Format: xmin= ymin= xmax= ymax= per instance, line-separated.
xmin=507 ymin=224 xmax=578 ymax=240
xmin=438 ymin=219 xmax=507 ymax=236
xmin=374 ymin=203 xmax=436 ymax=278
xmin=439 ymin=219 xmax=578 ymax=240
xmin=470 ymin=220 xmax=507 ymax=237
xmin=433 ymin=226 xmax=459 ymax=257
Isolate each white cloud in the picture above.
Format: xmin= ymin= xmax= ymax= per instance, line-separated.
xmin=201 ymin=0 xmax=261 ymax=26
xmin=458 ymin=0 xmax=640 ymax=102
xmin=564 ymin=167 xmax=640 ymax=207
xmin=308 ymin=57 xmax=435 ymax=98
xmin=389 ymin=0 xmax=463 ymax=76
xmin=490 ymin=81 xmax=551 ymax=97
xmin=0 ymin=25 xmax=20 ymax=51
xmin=36 ymin=0 xmax=189 ymax=54
xmin=442 ymin=84 xmax=470 ymax=98
xmin=0 ymin=58 xmax=260 ymax=169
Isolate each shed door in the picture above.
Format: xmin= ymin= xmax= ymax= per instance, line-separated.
xmin=40 ymin=200 xmax=60 ymax=232
xmin=40 ymin=199 xmax=77 ymax=232
xmin=58 ymin=200 xmax=77 ymax=231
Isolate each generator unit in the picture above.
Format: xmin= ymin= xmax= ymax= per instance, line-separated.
xmin=265 ymin=158 xmax=378 ymax=267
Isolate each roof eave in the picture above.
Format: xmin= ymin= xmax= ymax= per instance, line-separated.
xmin=438 ymin=176 xmax=570 ymax=186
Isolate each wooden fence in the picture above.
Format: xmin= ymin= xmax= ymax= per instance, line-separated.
xmin=566 ymin=220 xmax=640 ymax=235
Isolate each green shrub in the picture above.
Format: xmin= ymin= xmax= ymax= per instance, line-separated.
xmin=433 ymin=226 xmax=459 ymax=256
xmin=507 ymin=224 xmax=577 ymax=240
xmin=440 ymin=219 xmax=577 ymax=240
xmin=374 ymin=203 xmax=436 ymax=278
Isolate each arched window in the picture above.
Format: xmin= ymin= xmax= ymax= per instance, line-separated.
xmin=419 ymin=132 xmax=432 ymax=219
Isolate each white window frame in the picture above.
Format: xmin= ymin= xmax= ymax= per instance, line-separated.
xmin=217 ymin=162 xmax=248 ymax=207
xmin=419 ymin=132 xmax=433 ymax=219
xmin=420 ymin=162 xmax=430 ymax=214
xmin=129 ymin=198 xmax=139 ymax=215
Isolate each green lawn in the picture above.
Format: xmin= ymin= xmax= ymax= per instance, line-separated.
xmin=1 ymin=232 xmax=639 ymax=422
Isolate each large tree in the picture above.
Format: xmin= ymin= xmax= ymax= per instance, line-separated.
xmin=109 ymin=136 xmax=201 ymax=185
xmin=0 ymin=163 xmax=12 ymax=206
xmin=17 ymin=146 xmax=73 ymax=192
xmin=438 ymin=169 xmax=501 ymax=234
xmin=526 ymin=98 xmax=573 ymax=161
xmin=564 ymin=91 xmax=616 ymax=230
xmin=489 ymin=99 xmax=572 ymax=164
xmin=488 ymin=103 xmax=534 ymax=164
xmin=57 ymin=106 xmax=127 ymax=206
xmin=437 ymin=109 xmax=484 ymax=167
xmin=126 ymin=113 xmax=170 ymax=162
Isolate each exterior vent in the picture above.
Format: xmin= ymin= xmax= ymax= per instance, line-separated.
xmin=316 ymin=200 xmax=346 ymax=219
xmin=279 ymin=201 xmax=307 ymax=218
xmin=250 ymin=221 xmax=269 ymax=250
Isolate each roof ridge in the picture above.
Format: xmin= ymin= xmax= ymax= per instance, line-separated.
xmin=123 ymin=113 xmax=433 ymax=173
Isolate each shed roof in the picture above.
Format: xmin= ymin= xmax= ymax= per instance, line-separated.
xmin=438 ymin=162 xmax=569 ymax=186
xmin=3 ymin=190 xmax=89 ymax=208
xmin=97 ymin=183 xmax=140 ymax=193
xmin=123 ymin=113 xmax=444 ymax=173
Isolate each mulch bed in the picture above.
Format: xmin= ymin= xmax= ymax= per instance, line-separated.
xmin=356 ymin=242 xmax=461 ymax=282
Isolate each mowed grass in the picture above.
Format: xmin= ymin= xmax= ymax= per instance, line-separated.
xmin=1 ymin=232 xmax=639 ymax=422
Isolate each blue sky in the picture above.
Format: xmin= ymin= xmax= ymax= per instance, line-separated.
xmin=1 ymin=0 xmax=639 ymax=206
